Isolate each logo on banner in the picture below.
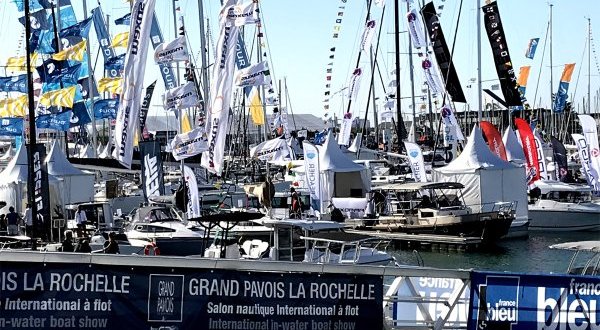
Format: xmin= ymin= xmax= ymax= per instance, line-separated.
xmin=476 ymin=276 xmax=519 ymax=328
xmin=592 ymin=148 xmax=600 ymax=157
xmin=33 ymin=151 xmax=44 ymax=212
xmin=144 ymin=154 xmax=161 ymax=197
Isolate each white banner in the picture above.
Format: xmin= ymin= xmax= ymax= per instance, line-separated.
xmin=439 ymin=104 xmax=464 ymax=141
xmin=337 ymin=118 xmax=353 ymax=146
xmin=235 ymin=60 xmax=271 ymax=87
xmin=578 ymin=114 xmax=600 ymax=194
xmin=223 ymin=1 xmax=259 ymax=26
xmin=170 ymin=127 xmax=208 ymax=161
xmin=407 ymin=9 xmax=427 ymax=48
xmin=183 ymin=166 xmax=201 ymax=219
xmin=302 ymin=141 xmax=321 ymax=211
xmin=422 ymin=57 xmax=444 ymax=95
xmin=360 ymin=20 xmax=376 ymax=51
xmin=154 ymin=36 xmax=189 ymax=64
xmin=250 ymin=137 xmax=290 ymax=162
xmin=163 ymin=82 xmax=199 ymax=110
xmin=347 ymin=67 xmax=363 ymax=101
xmin=533 ymin=130 xmax=549 ymax=180
xmin=379 ymin=107 xmax=394 ymax=122
xmin=112 ymin=0 xmax=156 ymax=168
xmin=201 ymin=2 xmax=241 ymax=175
xmin=572 ymin=134 xmax=599 ymax=192
xmin=331 ymin=197 xmax=368 ymax=218
xmin=404 ymin=141 xmax=427 ymax=182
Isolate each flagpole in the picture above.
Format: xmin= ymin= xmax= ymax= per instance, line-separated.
xmin=549 ymin=3 xmax=554 ymax=135
xmin=172 ymin=1 xmax=187 ymax=219
xmin=407 ymin=1 xmax=416 ymax=143
xmin=477 ymin=0 xmax=482 ymax=123
xmin=197 ymin=0 xmax=210 ymax=109
xmin=50 ymin=3 xmax=68 ymax=157
xmin=82 ymin=0 xmax=97 ymax=157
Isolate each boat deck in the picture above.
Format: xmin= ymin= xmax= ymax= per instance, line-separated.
xmin=346 ymin=229 xmax=484 ymax=252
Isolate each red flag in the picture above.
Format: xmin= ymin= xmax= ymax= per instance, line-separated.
xmin=514 ymin=118 xmax=540 ymax=184
xmin=480 ymin=121 xmax=507 ymax=161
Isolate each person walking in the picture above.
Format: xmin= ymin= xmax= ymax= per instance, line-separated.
xmin=6 ymin=206 xmax=20 ymax=236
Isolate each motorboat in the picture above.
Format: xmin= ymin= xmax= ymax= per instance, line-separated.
xmin=124 ymin=206 xmax=207 ymax=256
xmin=549 ymin=241 xmax=600 ymax=275
xmin=358 ymin=182 xmax=516 ymax=244
xmin=302 ymin=231 xmax=395 ymax=265
xmin=528 ymin=180 xmax=600 ymax=232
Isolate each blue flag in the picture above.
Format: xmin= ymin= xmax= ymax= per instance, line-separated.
xmin=59 ymin=17 xmax=92 ymax=39
xmin=525 ymin=38 xmax=539 ymax=59
xmin=0 ymin=75 xmax=28 ymax=93
xmin=0 ymin=118 xmax=24 ymax=136
xmin=104 ymin=54 xmax=125 ymax=73
xmin=48 ymin=63 xmax=81 ymax=85
xmin=150 ymin=14 xmax=178 ymax=90
xmin=38 ymin=0 xmax=71 ymax=9
xmin=93 ymin=98 xmax=119 ymax=119
xmin=18 ymin=9 xmax=51 ymax=31
xmin=69 ymin=101 xmax=91 ymax=127
xmin=36 ymin=111 xmax=72 ymax=131
xmin=13 ymin=0 xmax=43 ymax=12
xmin=92 ymin=6 xmax=118 ymax=78
xmin=114 ymin=13 xmax=131 ymax=25
xmin=77 ymin=77 xmax=98 ymax=100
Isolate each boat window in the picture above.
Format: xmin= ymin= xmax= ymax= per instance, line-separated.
xmin=272 ymin=197 xmax=288 ymax=208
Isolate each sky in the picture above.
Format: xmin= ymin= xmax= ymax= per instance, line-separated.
xmin=1 ymin=0 xmax=599 ymax=129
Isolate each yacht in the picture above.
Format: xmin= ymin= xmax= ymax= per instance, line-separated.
xmin=528 ymin=180 xmax=600 ymax=232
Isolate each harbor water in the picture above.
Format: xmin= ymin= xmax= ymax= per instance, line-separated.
xmin=391 ymin=231 xmax=600 ymax=273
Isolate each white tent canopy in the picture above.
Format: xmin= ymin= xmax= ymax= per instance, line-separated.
xmin=45 ymin=141 xmax=94 ymax=204
xmin=433 ymin=126 xmax=528 ymax=227
xmin=502 ymin=126 xmax=525 ymax=163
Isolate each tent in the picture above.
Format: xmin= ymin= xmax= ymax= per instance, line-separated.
xmin=78 ymin=144 xmax=94 ymax=158
xmin=45 ymin=141 xmax=95 ymax=204
xmin=0 ymin=145 xmax=61 ymax=215
xmin=0 ymin=145 xmax=13 ymax=162
xmin=432 ymin=126 xmax=528 ymax=230
xmin=502 ymin=127 xmax=525 ymax=164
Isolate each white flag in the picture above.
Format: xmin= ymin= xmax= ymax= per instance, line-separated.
xmin=154 ymin=36 xmax=189 ymax=64
xmin=163 ymin=82 xmax=199 ymax=110
xmin=578 ymin=114 xmax=600 ymax=193
xmin=112 ymin=0 xmax=156 ymax=168
xmin=338 ymin=118 xmax=353 ymax=146
xmin=572 ymin=134 xmax=600 ymax=193
xmin=533 ymin=129 xmax=549 ymax=180
xmin=183 ymin=166 xmax=201 ymax=219
xmin=235 ymin=61 xmax=271 ymax=87
xmin=439 ymin=104 xmax=464 ymax=140
xmin=347 ymin=67 xmax=363 ymax=100
xmin=223 ymin=1 xmax=259 ymax=26
xmin=250 ymin=137 xmax=290 ymax=162
xmin=404 ymin=141 xmax=427 ymax=182
xmin=201 ymin=3 xmax=241 ymax=175
xmin=360 ymin=20 xmax=376 ymax=51
xmin=422 ymin=57 xmax=444 ymax=95
xmin=407 ymin=9 xmax=427 ymax=48
xmin=170 ymin=127 xmax=208 ymax=161
xmin=303 ymin=141 xmax=321 ymax=211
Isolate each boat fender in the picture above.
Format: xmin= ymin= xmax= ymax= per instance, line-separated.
xmin=144 ymin=242 xmax=160 ymax=256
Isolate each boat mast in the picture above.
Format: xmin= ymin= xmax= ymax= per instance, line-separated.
xmin=197 ymin=0 xmax=210 ymax=109
xmin=393 ymin=0 xmax=404 ymax=145
xmin=476 ymin=0 xmax=482 ymax=123
xmin=407 ymin=2 xmax=416 ymax=142
xmin=549 ymin=3 xmax=554 ymax=135
xmin=588 ymin=17 xmax=592 ymax=114
xmin=82 ymin=0 xmax=97 ymax=157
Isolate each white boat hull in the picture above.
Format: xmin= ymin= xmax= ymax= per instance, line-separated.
xmin=529 ymin=209 xmax=600 ymax=232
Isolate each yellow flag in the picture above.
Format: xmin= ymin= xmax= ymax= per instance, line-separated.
xmin=0 ymin=95 xmax=28 ymax=117
xmin=52 ymin=40 xmax=87 ymax=62
xmin=6 ymin=53 xmax=38 ymax=73
xmin=248 ymin=88 xmax=264 ymax=125
xmin=98 ymin=77 xmax=123 ymax=94
xmin=111 ymin=31 xmax=129 ymax=48
xmin=181 ymin=112 xmax=193 ymax=133
xmin=39 ymin=86 xmax=76 ymax=108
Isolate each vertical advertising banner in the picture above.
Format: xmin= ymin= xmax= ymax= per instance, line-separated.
xmin=303 ymin=141 xmax=321 ymax=211
xmin=420 ymin=2 xmax=466 ymax=103
xmin=482 ymin=2 xmax=523 ymax=107
xmin=469 ymin=271 xmax=600 ymax=329
xmin=0 ymin=261 xmax=383 ymax=329
xmin=578 ymin=114 xmax=600 ymax=194
xmin=139 ymin=140 xmax=165 ymax=201
xmin=26 ymin=143 xmax=50 ymax=225
xmin=404 ymin=141 xmax=427 ymax=182
xmin=515 ymin=118 xmax=540 ymax=184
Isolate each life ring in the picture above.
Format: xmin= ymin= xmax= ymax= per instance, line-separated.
xmin=144 ymin=242 xmax=160 ymax=256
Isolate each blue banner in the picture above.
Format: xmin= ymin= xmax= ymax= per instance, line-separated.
xmin=235 ymin=34 xmax=252 ymax=97
xmin=69 ymin=101 xmax=91 ymax=127
xmin=91 ymin=6 xmax=118 ymax=77
xmin=553 ymin=81 xmax=570 ymax=113
xmin=18 ymin=9 xmax=51 ymax=31
xmin=13 ymin=0 xmax=44 ymax=12
xmin=469 ymin=271 xmax=600 ymax=329
xmin=0 ymin=261 xmax=383 ymax=329
xmin=0 ymin=75 xmax=28 ymax=93
xmin=59 ymin=17 xmax=92 ymax=39
xmin=115 ymin=13 xmax=131 ymax=25
xmin=0 ymin=118 xmax=24 ymax=136
xmin=36 ymin=110 xmax=72 ymax=131
xmin=104 ymin=54 xmax=125 ymax=74
xmin=42 ymin=63 xmax=81 ymax=85
xmin=77 ymin=76 xmax=98 ymax=100
xmin=93 ymin=98 xmax=119 ymax=119
xmin=525 ymin=38 xmax=540 ymax=59
xmin=150 ymin=13 xmax=178 ymax=90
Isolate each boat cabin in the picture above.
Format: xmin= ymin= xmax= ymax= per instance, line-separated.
xmin=549 ymin=241 xmax=600 ymax=276
xmin=529 ymin=180 xmax=594 ymax=204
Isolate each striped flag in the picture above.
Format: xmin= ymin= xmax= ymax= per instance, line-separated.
xmin=39 ymin=86 xmax=76 ymax=108
xmin=111 ymin=31 xmax=129 ymax=48
xmin=52 ymin=40 xmax=87 ymax=62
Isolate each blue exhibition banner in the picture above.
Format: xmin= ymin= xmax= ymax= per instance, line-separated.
xmin=0 ymin=118 xmax=24 ymax=136
xmin=0 ymin=261 xmax=383 ymax=329
xmin=93 ymin=98 xmax=119 ymax=120
xmin=0 ymin=74 xmax=28 ymax=93
xmin=36 ymin=111 xmax=72 ymax=131
xmin=468 ymin=270 xmax=600 ymax=329
xmin=69 ymin=101 xmax=91 ymax=127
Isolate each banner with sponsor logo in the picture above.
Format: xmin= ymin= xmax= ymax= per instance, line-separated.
xmin=550 ymin=136 xmax=568 ymax=182
xmin=154 ymin=36 xmax=189 ymax=64
xmin=404 ymin=141 xmax=427 ymax=182
xmin=303 ymin=141 xmax=321 ymax=211
xmin=235 ymin=60 xmax=271 ymax=87
xmin=36 ymin=111 xmax=72 ymax=131
xmin=577 ymin=114 xmax=600 ymax=193
xmin=407 ymin=9 xmax=427 ymax=48
xmin=149 ymin=13 xmax=178 ymax=91
xmin=421 ymin=2 xmax=466 ymax=103
xmin=347 ymin=67 xmax=363 ymax=101
xmin=525 ymin=37 xmax=539 ymax=59
xmin=0 ymin=118 xmax=24 ymax=136
xmin=0 ymin=74 xmax=28 ymax=93
xmin=69 ymin=101 xmax=91 ymax=128
xmin=572 ymin=133 xmax=599 ymax=193
xmin=516 ymin=66 xmax=531 ymax=104
xmin=482 ymin=2 xmax=522 ymax=107
xmin=515 ymin=118 xmax=540 ymax=184
xmin=183 ymin=165 xmax=201 ymax=218
xmin=359 ymin=20 xmax=376 ymax=51
xmin=223 ymin=0 xmax=259 ymax=26
xmin=171 ymin=127 xmax=208 ymax=161
xmin=0 ymin=258 xmax=382 ymax=329
xmin=26 ymin=143 xmax=51 ymax=226
xmin=532 ymin=129 xmax=548 ymax=180
xmin=480 ymin=121 xmax=507 ymax=161
xmin=250 ymin=137 xmax=290 ymax=162
xmin=201 ymin=0 xmax=240 ymax=175
xmin=469 ymin=270 xmax=600 ymax=329
xmin=93 ymin=98 xmax=119 ymax=120
xmin=338 ymin=117 xmax=353 ymax=146
xmin=139 ymin=140 xmax=165 ymax=201
xmin=162 ymin=82 xmax=199 ymax=111
xmin=113 ymin=0 xmax=156 ymax=168
xmin=553 ymin=63 xmax=575 ymax=113
xmin=139 ymin=81 xmax=156 ymax=139
xmin=422 ymin=57 xmax=444 ymax=95
xmin=331 ymin=197 xmax=367 ymax=218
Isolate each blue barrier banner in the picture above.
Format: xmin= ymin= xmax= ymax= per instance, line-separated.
xmin=469 ymin=271 xmax=600 ymax=329
xmin=0 ymin=262 xmax=383 ymax=329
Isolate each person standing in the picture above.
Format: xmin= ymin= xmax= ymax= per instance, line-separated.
xmin=75 ymin=207 xmax=87 ymax=238
xmin=61 ymin=230 xmax=74 ymax=252
xmin=24 ymin=203 xmax=33 ymax=236
xmin=289 ymin=188 xmax=302 ymax=219
xmin=6 ymin=206 xmax=20 ymax=236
